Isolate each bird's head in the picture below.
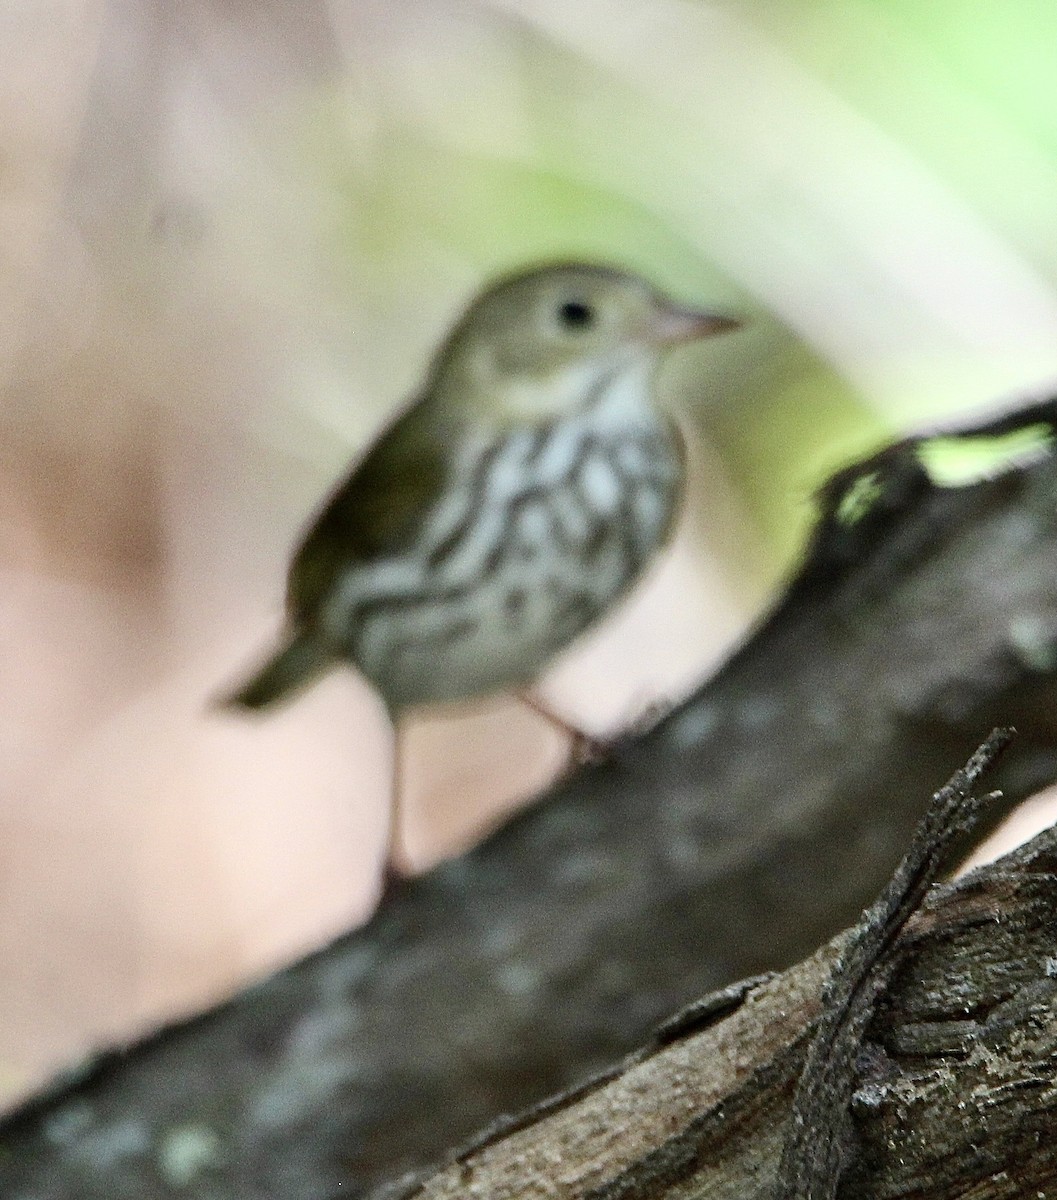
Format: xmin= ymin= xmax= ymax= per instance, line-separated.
xmin=429 ymin=263 xmax=742 ymax=424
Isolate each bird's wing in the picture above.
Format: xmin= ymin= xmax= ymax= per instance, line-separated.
xmin=288 ymin=400 xmax=452 ymax=618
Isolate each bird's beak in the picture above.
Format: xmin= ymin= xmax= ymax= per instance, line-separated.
xmin=650 ymin=304 xmax=744 ymax=345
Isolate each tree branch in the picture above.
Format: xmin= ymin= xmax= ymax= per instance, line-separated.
xmin=387 ymin=743 xmax=1056 ymax=1199
xmin=4 ymin=402 xmax=1057 ymax=1198
xmin=774 ymin=727 xmax=1011 ymax=1200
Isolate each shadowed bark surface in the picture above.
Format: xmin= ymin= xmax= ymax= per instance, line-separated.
xmin=388 ymin=803 xmax=1057 ymax=1200
xmin=3 ymin=399 xmax=1057 ymax=1198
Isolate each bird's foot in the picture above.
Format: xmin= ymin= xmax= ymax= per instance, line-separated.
xmin=624 ymin=698 xmax=676 ymax=740
xmin=519 ymin=692 xmax=678 ymax=767
xmin=377 ymin=858 xmax=408 ymax=907
xmin=567 ymin=728 xmax=610 ymax=766
xmin=516 ymin=691 xmax=612 ymax=766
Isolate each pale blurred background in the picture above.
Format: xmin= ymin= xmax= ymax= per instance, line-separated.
xmin=4 ymin=0 xmax=1057 ymax=1108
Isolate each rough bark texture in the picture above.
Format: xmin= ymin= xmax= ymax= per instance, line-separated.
xmin=773 ymin=728 xmax=1014 ymax=1200
xmin=3 ymin=400 xmax=1057 ymax=1198
xmin=388 ymin=815 xmax=1057 ymax=1200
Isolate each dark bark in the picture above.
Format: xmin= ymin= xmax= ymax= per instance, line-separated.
xmin=774 ymin=728 xmax=1012 ymax=1200
xmin=4 ymin=400 xmax=1057 ymax=1198
xmin=385 ymin=758 xmax=1057 ymax=1199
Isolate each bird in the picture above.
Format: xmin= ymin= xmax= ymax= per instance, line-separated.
xmin=221 ymin=262 xmax=741 ymax=876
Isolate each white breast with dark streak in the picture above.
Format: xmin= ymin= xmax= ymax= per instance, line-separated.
xmin=332 ymin=376 xmax=684 ymax=709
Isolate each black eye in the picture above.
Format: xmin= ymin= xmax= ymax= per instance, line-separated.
xmin=558 ymin=299 xmax=595 ymax=330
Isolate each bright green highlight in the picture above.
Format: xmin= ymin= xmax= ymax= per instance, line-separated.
xmin=915 ymin=424 xmax=1054 ymax=487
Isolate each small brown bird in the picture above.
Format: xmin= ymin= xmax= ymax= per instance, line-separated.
xmin=223 ymin=263 xmax=740 ymax=871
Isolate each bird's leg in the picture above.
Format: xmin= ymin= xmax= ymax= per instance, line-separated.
xmin=378 ymin=711 xmax=409 ymax=902
xmin=515 ymin=690 xmax=609 ymax=766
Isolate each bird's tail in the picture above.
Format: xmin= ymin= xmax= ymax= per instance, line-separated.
xmin=218 ymin=629 xmax=332 ymax=710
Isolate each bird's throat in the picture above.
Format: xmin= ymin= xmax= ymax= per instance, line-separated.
xmin=464 ymin=355 xmax=659 ymax=430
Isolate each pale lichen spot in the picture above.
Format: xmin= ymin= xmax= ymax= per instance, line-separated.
xmin=70 ymin=1118 xmax=150 ymax=1170
xmin=157 ymin=1123 xmax=223 ymax=1188
xmin=42 ymin=1101 xmax=93 ymax=1146
xmin=495 ymin=960 xmax=542 ymax=998
xmin=664 ymin=702 xmax=719 ymax=749
xmin=1008 ymin=614 xmax=1057 ymax=672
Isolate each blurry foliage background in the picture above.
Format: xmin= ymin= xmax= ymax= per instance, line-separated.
xmin=3 ymin=0 xmax=1057 ymax=1108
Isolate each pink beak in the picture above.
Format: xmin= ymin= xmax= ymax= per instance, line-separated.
xmin=650 ymin=304 xmax=743 ymax=345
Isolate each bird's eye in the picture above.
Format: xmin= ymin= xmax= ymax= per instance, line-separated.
xmin=557 ymin=299 xmax=595 ymax=330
